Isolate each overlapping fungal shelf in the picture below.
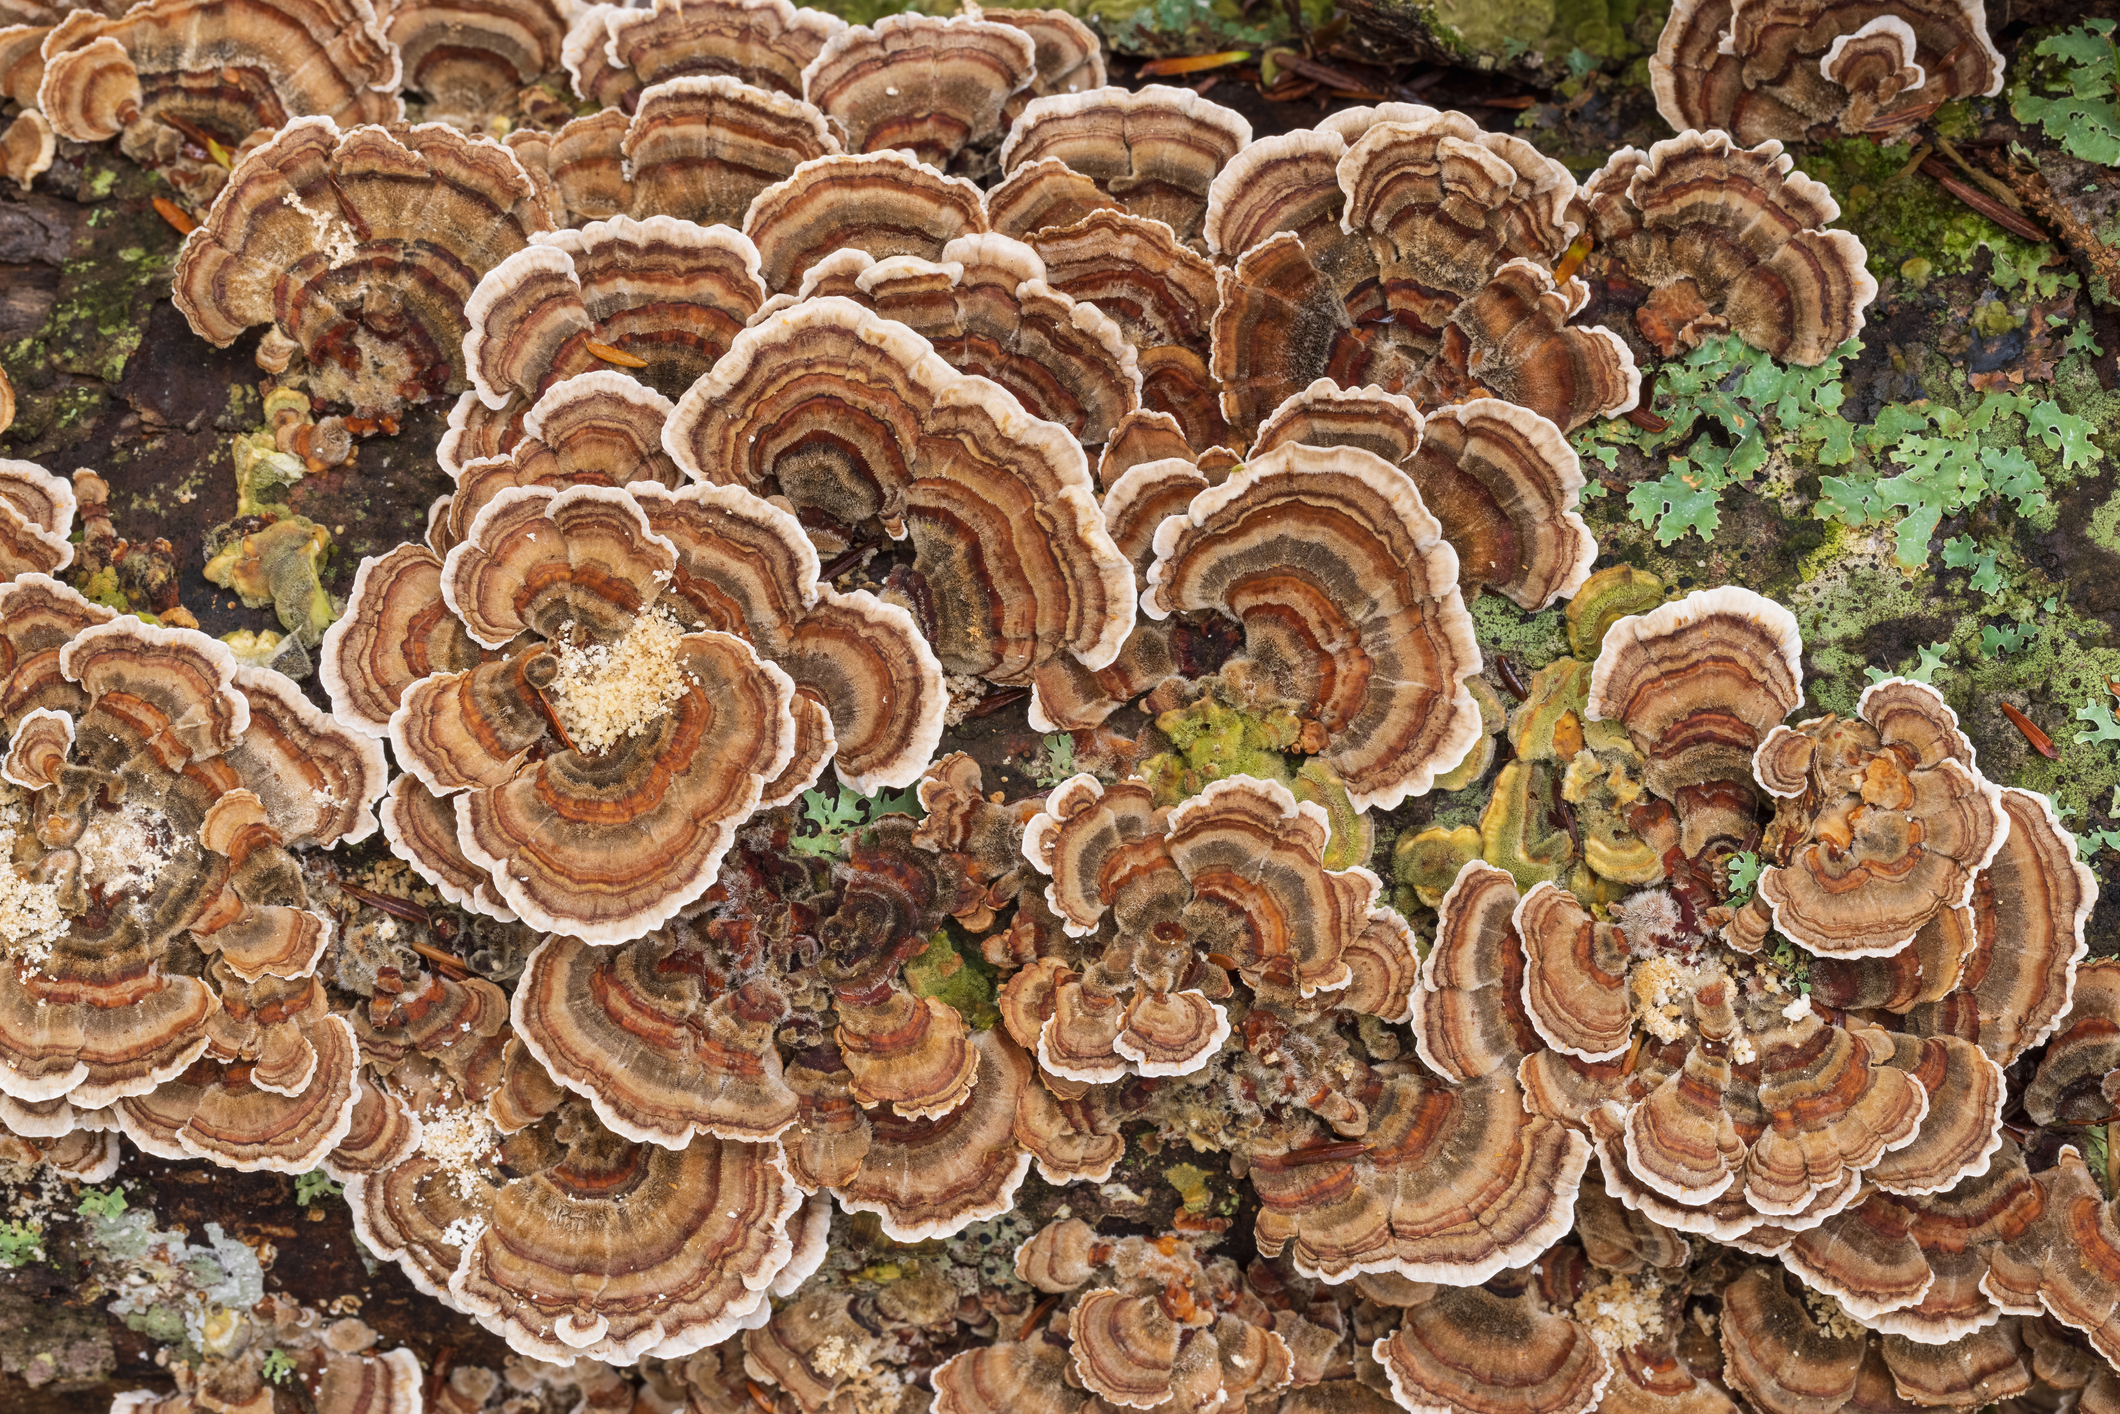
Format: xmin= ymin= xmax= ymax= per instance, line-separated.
xmin=7 ymin=2 xmax=2120 ymax=1413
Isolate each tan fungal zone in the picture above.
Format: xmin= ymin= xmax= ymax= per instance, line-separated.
xmin=544 ymin=607 xmax=696 ymax=754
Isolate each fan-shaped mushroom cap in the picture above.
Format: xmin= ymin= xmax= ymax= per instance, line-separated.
xmin=1718 ymin=1266 xmax=1864 ymax=1414
xmin=449 ymin=1105 xmax=800 ymax=1363
xmin=173 ymin=119 xmax=557 ymax=417
xmin=0 ymin=460 xmax=75 ymax=580
xmin=934 ymin=1330 xmax=1087 ymax=1414
xmin=566 ymin=0 xmax=842 ymax=111
xmin=512 ymin=933 xmax=797 ymax=1147
xmin=1651 ymin=0 xmax=2005 ymax=144
xmin=1202 ymin=126 xmax=1352 ymax=265
xmin=1412 ymin=260 xmax=1640 ymax=434
xmin=1584 ymin=131 xmax=1874 ymax=366
xmin=323 ymin=1071 xmax=422 ymax=1180
xmin=1339 ymin=114 xmax=1578 ymax=332
xmin=1142 ymin=441 xmax=1483 ymax=811
xmin=437 ymin=375 xmax=688 ymax=558
xmin=743 ymin=150 xmax=988 ymax=293
xmin=1515 ymin=881 xmax=1631 ymax=1062
xmin=1400 ymin=400 xmax=1594 ymax=611
xmin=667 ymin=296 xmax=1133 ymax=684
xmin=1755 ymin=680 xmax=2008 ymax=959
xmin=1208 ymin=229 xmax=1429 ymax=439
xmin=1251 ymin=1067 xmax=1588 ymax=1283
xmin=829 ymin=1028 xmax=1034 ymax=1241
xmin=1745 ymin=1015 xmax=1926 ymax=1215
xmin=824 ymin=233 xmax=1141 ymax=444
xmin=801 ymin=13 xmax=1033 ymax=167
xmin=465 ymin=218 xmax=769 ymax=412
xmin=833 ymin=985 xmax=977 ymax=1119
xmin=1947 ymin=786 xmax=2096 ymax=1064
xmin=376 ymin=775 xmax=515 ymax=920
xmin=381 ymin=0 xmax=570 ymax=128
xmin=400 ymin=524 xmax=795 ymax=940
xmin=1027 ymin=210 xmax=1224 ymax=448
xmin=983 ymin=8 xmax=1101 ymax=117
xmin=1780 ymin=1137 xmax=2042 ymax=1341
xmin=632 ymin=480 xmax=945 ymax=793
xmin=1015 ymin=1215 xmax=1106 ymax=1292
xmin=1252 ymin=378 xmax=1426 ymax=467
xmin=1098 ymin=409 xmax=1197 ymax=488
xmin=2028 ymin=959 xmax=2120 ymax=1126
xmin=1860 ymin=1033 xmax=2004 ymax=1196
xmin=1 ymin=111 xmax=55 ymax=190
xmin=37 ymin=0 xmax=400 ymax=147
xmin=1373 ymin=1284 xmax=1611 ymax=1414
xmin=1409 ymin=860 xmax=1536 ymax=1082
xmin=622 ymin=76 xmax=842 ymax=227
xmin=167 ymin=1010 xmax=363 ymax=1172
xmin=998 ymin=85 xmax=1251 ymax=245
xmin=321 ymin=544 xmax=496 ymax=737
xmin=1983 ymin=1146 xmax=2120 ymax=1369
xmin=1067 ymin=1286 xmax=1193 ymax=1409
xmin=222 ymin=667 xmax=386 ymax=846
xmin=986 ymin=155 xmax=1120 ymax=239
xmin=1587 ymin=585 xmax=1803 ymax=804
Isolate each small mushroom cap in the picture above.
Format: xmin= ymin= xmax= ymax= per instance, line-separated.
xmin=444 ymin=628 xmax=795 ymax=941
xmin=567 ymin=0 xmax=844 ymax=110
xmin=1590 ymin=130 xmax=1872 ymax=367
xmin=835 ymin=232 xmax=1143 ymax=445
xmin=0 ymin=111 xmax=56 ymax=193
xmin=174 ymin=1012 xmax=362 ymax=1173
xmin=986 ymin=155 xmax=1120 ymax=240
xmin=829 ymin=1028 xmax=1035 ymax=1241
xmin=223 ymin=665 xmax=387 ymax=847
xmin=801 ymin=13 xmax=1034 ymax=167
xmin=449 ymin=1109 xmax=802 ymax=1363
xmin=999 ymin=84 xmax=1251 ymax=244
xmin=1400 ymin=400 xmax=1595 ymax=611
xmin=743 ymin=150 xmax=988 ymax=293
xmin=1514 ymin=881 xmax=1631 ymax=1062
xmin=1373 ymin=1285 xmax=1612 ymax=1414
xmin=1204 ymin=125 xmax=1354 ymax=264
xmin=1409 ymin=859 xmax=1537 ymax=1083
xmin=1067 ymin=1287 xmax=1187 ymax=1409
xmin=1015 ymin=1215 xmax=1105 ymax=1292
xmin=2028 ymin=959 xmax=2120 ymax=1125
xmin=633 ymin=479 xmax=946 ymax=793
xmin=667 ymin=296 xmax=1134 ymax=684
xmin=1209 ymin=231 xmax=1425 ymax=440
xmin=1412 ymin=260 xmax=1641 ymax=434
xmin=323 ymin=1071 xmax=423 ymax=1181
xmin=173 ymin=119 xmax=556 ymax=416
xmin=513 ymin=933 xmax=798 ymax=1147
xmin=623 ymin=76 xmax=841 ymax=228
xmin=1757 ymin=681 xmax=2008 ymax=959
xmin=464 ymin=217 xmax=768 ymax=412
xmin=1744 ymin=1016 xmax=1927 ymax=1215
xmin=321 ymin=544 xmax=494 ymax=737
xmin=1250 ymin=1068 xmax=1588 ymax=1283
xmin=834 ymin=985 xmax=977 ymax=1120
xmin=1587 ymin=585 xmax=1803 ymax=800
xmin=1142 ymin=441 xmax=1484 ymax=811
xmin=1860 ymin=1033 xmax=2005 ymax=1196
xmin=1027 ymin=210 xmax=1223 ymax=446
xmin=38 ymin=0 xmax=400 ymax=144
xmin=1338 ymin=113 xmax=1579 ymax=316
xmin=382 ymin=0 xmax=571 ymax=125
xmin=1718 ymin=1266 xmax=1865 ymax=1414
xmin=378 ymin=774 xmax=517 ymax=921
xmin=0 ymin=460 xmax=75 ymax=580
xmin=1954 ymin=786 xmax=2096 ymax=1064
xmin=933 ymin=1330 xmax=1087 ymax=1414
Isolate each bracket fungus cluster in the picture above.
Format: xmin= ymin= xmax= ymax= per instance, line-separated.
xmin=13 ymin=4 xmax=2120 ymax=1412
xmin=1651 ymin=0 xmax=2007 ymax=141
xmin=0 ymin=574 xmax=385 ymax=1175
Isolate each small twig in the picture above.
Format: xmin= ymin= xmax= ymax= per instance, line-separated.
xmin=1998 ymin=158 xmax=2120 ymax=304
xmin=966 ymin=685 xmax=1031 ymax=718
xmin=1930 ymin=134 xmax=2028 ymax=213
xmin=1919 ymin=159 xmax=2052 ymax=244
